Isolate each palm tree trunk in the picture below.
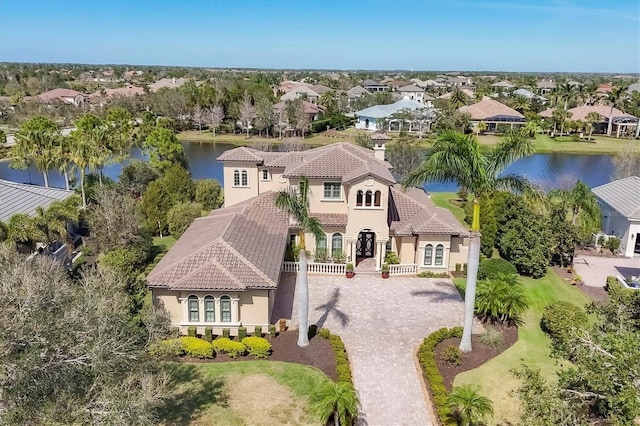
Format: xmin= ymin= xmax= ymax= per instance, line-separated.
xmin=607 ymin=107 xmax=614 ymax=136
xmin=98 ymin=167 xmax=103 ymax=187
xmin=460 ymin=199 xmax=481 ymax=353
xmin=297 ymin=248 xmax=310 ymax=347
xmin=80 ymin=169 xmax=87 ymax=209
xmin=42 ymin=171 xmax=49 ymax=188
xmin=63 ymin=168 xmax=70 ymax=191
xmin=334 ymin=411 xmax=340 ymax=426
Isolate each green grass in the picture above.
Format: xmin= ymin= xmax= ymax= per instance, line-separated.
xmin=429 ymin=192 xmax=469 ymax=226
xmin=452 ymin=269 xmax=590 ymax=425
xmin=477 ymin=133 xmax=638 ymax=155
xmin=177 ymin=129 xmax=358 ymax=147
xmin=143 ymin=236 xmax=177 ymax=275
xmin=157 ymin=361 xmax=331 ymax=425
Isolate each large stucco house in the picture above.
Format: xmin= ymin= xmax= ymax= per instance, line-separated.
xmin=592 ymin=176 xmax=640 ymax=258
xmin=147 ymin=142 xmax=469 ymax=335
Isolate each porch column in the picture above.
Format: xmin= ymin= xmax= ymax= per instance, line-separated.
xmin=350 ymin=239 xmax=357 ymax=263
xmin=179 ymin=296 xmax=188 ymax=323
xmin=376 ymin=241 xmax=384 ymax=271
xmin=616 ymin=124 xmax=621 ymax=138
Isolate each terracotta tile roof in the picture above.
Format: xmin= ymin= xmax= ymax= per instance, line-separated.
xmin=388 ymin=185 xmax=469 ymax=237
xmin=273 ymin=99 xmax=325 ymax=114
xmin=36 ymin=88 xmax=87 ymax=102
xmin=314 ymin=213 xmax=348 ymax=227
xmin=539 ymin=104 xmax=634 ymax=120
xmin=458 ymin=97 xmax=524 ymax=120
xmin=216 ymin=146 xmax=264 ymax=162
xmin=438 ymin=88 xmax=475 ymax=99
xmin=147 ymin=192 xmax=289 ymax=291
xmin=592 ymin=176 xmax=640 ymax=220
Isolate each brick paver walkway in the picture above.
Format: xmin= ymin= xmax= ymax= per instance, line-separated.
xmin=272 ymin=272 xmax=480 ymax=426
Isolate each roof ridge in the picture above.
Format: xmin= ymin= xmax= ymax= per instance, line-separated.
xmin=166 ymin=250 xmax=245 ymax=290
xmin=219 ymin=239 xmax=276 ymax=286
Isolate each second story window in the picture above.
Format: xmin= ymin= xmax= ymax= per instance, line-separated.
xmin=323 ymin=182 xmax=341 ymax=199
xmin=241 ymin=170 xmax=248 ymax=186
xmin=233 ymin=169 xmax=249 ymax=187
xmin=261 ymin=169 xmax=270 ymax=181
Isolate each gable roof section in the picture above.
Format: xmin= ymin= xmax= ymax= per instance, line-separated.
xmin=280 ymin=85 xmax=321 ymax=101
xmin=539 ymin=104 xmax=635 ymax=121
xmin=388 ymin=185 xmax=469 ymax=237
xmin=592 ymin=176 xmax=640 ymax=221
xmin=0 ymin=180 xmax=74 ymax=221
xmin=147 ymin=192 xmax=289 ymax=291
xmin=398 ymin=84 xmax=424 ymax=93
xmin=459 ymin=97 xmax=524 ymax=120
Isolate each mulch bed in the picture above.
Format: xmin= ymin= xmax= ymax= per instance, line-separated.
xmin=434 ymin=326 xmax=518 ymax=391
xmin=181 ymin=331 xmax=338 ymax=381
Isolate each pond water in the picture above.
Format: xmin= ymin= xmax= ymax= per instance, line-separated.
xmin=0 ymin=142 xmax=616 ymax=193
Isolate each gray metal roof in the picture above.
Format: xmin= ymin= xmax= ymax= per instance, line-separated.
xmin=592 ymin=176 xmax=640 ymax=221
xmin=0 ymin=179 xmax=74 ymax=222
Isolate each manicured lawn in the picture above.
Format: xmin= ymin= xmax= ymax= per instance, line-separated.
xmin=144 ymin=236 xmax=177 ymax=275
xmin=429 ymin=192 xmax=468 ymax=226
xmin=157 ymin=361 xmax=331 ymax=425
xmin=452 ymin=269 xmax=590 ymax=425
xmin=477 ymin=133 xmax=637 ymax=155
xmin=177 ymin=129 xmax=357 ymax=147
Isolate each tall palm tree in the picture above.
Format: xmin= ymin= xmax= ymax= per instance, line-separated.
xmin=606 ymin=85 xmax=627 ymax=136
xmin=53 ymin=135 xmax=73 ymax=190
xmin=13 ymin=128 xmax=58 ymax=188
xmin=556 ymin=82 xmax=576 ymax=110
xmin=510 ymin=95 xmax=530 ymax=113
xmin=32 ymin=197 xmax=81 ymax=248
xmin=524 ymin=76 xmax=538 ymax=94
xmin=69 ymin=135 xmax=91 ymax=209
xmin=449 ymin=87 xmax=469 ymax=109
xmin=403 ymin=130 xmax=536 ymax=352
xmin=447 ymin=385 xmax=494 ymax=426
xmin=548 ymin=180 xmax=601 ymax=231
xmin=275 ymin=176 xmax=324 ymax=347
xmin=312 ymin=382 xmax=360 ymax=426
xmin=6 ymin=213 xmax=36 ymax=252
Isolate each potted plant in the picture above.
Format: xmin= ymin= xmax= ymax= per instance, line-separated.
xmin=381 ymin=263 xmax=390 ymax=279
xmin=345 ymin=262 xmax=355 ymax=278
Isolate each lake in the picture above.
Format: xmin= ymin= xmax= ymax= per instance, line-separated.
xmin=0 ymin=142 xmax=616 ymax=192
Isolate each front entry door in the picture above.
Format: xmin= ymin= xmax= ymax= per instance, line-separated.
xmin=635 ymin=233 xmax=640 ymax=254
xmin=356 ymin=232 xmax=375 ymax=258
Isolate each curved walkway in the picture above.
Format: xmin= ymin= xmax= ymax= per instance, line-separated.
xmin=273 ymin=272 xmax=480 ymax=426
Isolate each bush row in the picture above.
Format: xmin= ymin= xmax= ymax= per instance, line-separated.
xmin=318 ymin=328 xmax=353 ymax=385
xmin=417 ymin=271 xmax=450 ymax=278
xmin=149 ymin=336 xmax=272 ymax=359
xmin=417 ymin=327 xmax=463 ymax=426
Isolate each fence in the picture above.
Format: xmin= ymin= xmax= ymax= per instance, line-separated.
xmin=389 ymin=264 xmax=418 ymax=275
xmin=282 ymin=262 xmax=346 ymax=275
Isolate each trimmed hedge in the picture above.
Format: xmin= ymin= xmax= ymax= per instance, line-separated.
xmin=418 ymin=327 xmax=463 ymax=426
xmin=417 ymin=271 xmax=450 ymax=278
xmin=148 ymin=338 xmax=184 ymax=358
xmin=212 ymin=337 xmax=246 ymax=358
xmin=318 ymin=328 xmax=353 ymax=385
xmin=242 ymin=336 xmax=272 ymax=358
xmin=180 ymin=336 xmax=215 ymax=359
xmin=478 ymin=258 xmax=517 ymax=281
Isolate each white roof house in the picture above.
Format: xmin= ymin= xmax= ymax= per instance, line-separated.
xmin=355 ymin=98 xmax=436 ymax=131
xmin=592 ymin=176 xmax=640 ymax=258
xmin=513 ymin=88 xmax=547 ymax=102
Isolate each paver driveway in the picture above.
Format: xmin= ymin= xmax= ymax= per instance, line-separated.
xmin=272 ymin=272 xmax=480 ymax=426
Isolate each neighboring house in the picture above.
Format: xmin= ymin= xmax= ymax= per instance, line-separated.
xmin=458 ymin=97 xmax=525 ymax=131
xmin=35 ymin=88 xmax=89 ymax=106
xmin=597 ymin=83 xmax=614 ymax=95
xmin=539 ymin=104 xmax=638 ymax=137
xmin=273 ymin=100 xmax=325 ymax=123
xmin=491 ymin=80 xmax=516 ymax=91
xmin=438 ymin=88 xmax=476 ymax=100
xmin=627 ymin=82 xmax=640 ymax=94
xmin=513 ymin=88 xmax=547 ymax=103
xmin=448 ymin=76 xmax=473 ymax=87
xmin=536 ymin=80 xmax=556 ymax=95
xmin=0 ymin=179 xmax=74 ymax=222
xmin=280 ymin=85 xmax=321 ymax=104
xmin=148 ymin=77 xmax=187 ymax=92
xmin=362 ymin=79 xmax=389 ymax=92
xmin=388 ymin=80 xmax=410 ymax=90
xmin=355 ymin=97 xmax=436 ymax=131
xmin=592 ymin=176 xmax=640 ymax=258
xmin=397 ymin=84 xmax=434 ymax=106
xmin=148 ymin=142 xmax=470 ymax=335
xmin=89 ymin=85 xmax=145 ymax=101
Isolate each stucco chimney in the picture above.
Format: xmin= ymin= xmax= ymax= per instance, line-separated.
xmin=371 ymin=133 xmax=390 ymax=161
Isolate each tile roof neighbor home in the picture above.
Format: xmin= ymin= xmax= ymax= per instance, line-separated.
xmin=273 ymin=100 xmax=325 ymax=127
xmin=35 ymin=88 xmax=89 ymax=106
xmin=0 ymin=179 xmax=75 ymax=221
xmin=397 ymin=84 xmax=433 ymax=106
xmin=148 ymin=77 xmax=187 ymax=92
xmin=355 ymin=98 xmax=436 ymax=131
xmin=592 ymin=176 xmax=640 ymax=258
xmin=491 ymin=80 xmax=516 ymax=89
xmin=458 ymin=97 xmax=525 ymax=131
xmin=539 ymin=105 xmax=638 ymax=137
xmin=362 ymin=79 xmax=388 ymax=92
xmin=597 ymin=83 xmax=614 ymax=94
xmin=144 ymin=141 xmax=470 ymax=336
xmin=347 ymin=85 xmax=369 ymax=99
xmin=279 ymin=85 xmax=321 ymax=103
xmin=536 ymin=80 xmax=557 ymax=95
xmin=448 ymin=76 xmax=473 ymax=86
xmin=438 ymin=88 xmax=476 ymax=100
xmin=90 ymin=85 xmax=145 ymax=99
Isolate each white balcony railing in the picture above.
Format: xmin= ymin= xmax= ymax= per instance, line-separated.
xmin=389 ymin=264 xmax=418 ymax=275
xmin=282 ymin=261 xmax=346 ymax=275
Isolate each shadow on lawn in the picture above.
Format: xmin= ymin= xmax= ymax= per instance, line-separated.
xmin=156 ymin=364 xmax=227 ymax=425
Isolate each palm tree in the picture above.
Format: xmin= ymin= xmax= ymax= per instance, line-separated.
xmin=403 ymin=130 xmax=536 ymax=352
xmin=510 ymin=95 xmax=530 ymax=113
xmin=556 ymin=82 xmax=576 ymax=110
xmin=548 ymin=180 xmax=601 ymax=231
xmin=447 ymin=385 xmax=494 ymax=426
xmin=449 ymin=87 xmax=469 ymax=109
xmin=606 ymin=85 xmax=627 ymax=136
xmin=524 ymin=76 xmax=538 ymax=94
xmin=584 ymin=111 xmax=602 ymax=140
xmin=6 ymin=213 xmax=36 ymax=252
xmin=53 ymin=135 xmax=73 ymax=190
xmin=13 ymin=127 xmax=58 ymax=188
xmin=69 ymin=135 xmax=91 ymax=209
xmin=551 ymin=107 xmax=572 ymax=136
xmin=32 ymin=197 xmax=81 ymax=248
xmin=275 ymin=176 xmax=324 ymax=347
xmin=312 ymin=382 xmax=360 ymax=426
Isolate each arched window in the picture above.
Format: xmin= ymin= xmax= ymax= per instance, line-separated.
xmin=188 ymin=295 xmax=199 ymax=322
xmin=331 ymin=233 xmax=343 ymax=258
xmin=435 ymin=244 xmax=444 ymax=266
xmin=424 ymin=245 xmax=433 ymax=266
xmin=204 ymin=296 xmax=215 ymax=322
xmin=316 ymin=234 xmax=327 ymax=250
xmin=241 ymin=170 xmax=248 ymax=186
xmin=374 ymin=190 xmax=381 ymax=207
xmin=356 ymin=190 xmax=363 ymax=206
xmin=365 ymin=190 xmax=372 ymax=206
xmin=233 ymin=170 xmax=240 ymax=186
xmin=220 ymin=295 xmax=231 ymax=322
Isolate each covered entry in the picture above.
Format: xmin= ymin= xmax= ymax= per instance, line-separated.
xmin=356 ymin=231 xmax=376 ymax=258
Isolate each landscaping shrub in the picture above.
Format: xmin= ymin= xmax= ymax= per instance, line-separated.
xmin=212 ymin=337 xmax=246 ymax=358
xmin=605 ymin=275 xmax=622 ymax=293
xmin=187 ymin=326 xmax=196 ymax=337
xmin=417 ymin=271 xmax=450 ymax=278
xmin=541 ymin=301 xmax=587 ymax=356
xmin=418 ymin=327 xmax=463 ymax=425
xmin=478 ymin=258 xmax=517 ymax=281
xmin=269 ymin=324 xmax=277 ymax=338
xmin=478 ymin=326 xmax=504 ymax=348
xmin=204 ymin=327 xmax=213 ymax=342
xmin=254 ymin=325 xmax=262 ymax=337
xmin=443 ymin=345 xmax=462 ymax=366
xmin=319 ymin=329 xmax=354 ymax=385
xmin=242 ymin=336 xmax=272 ymax=358
xmin=148 ymin=338 xmax=184 ymax=358
xmin=222 ymin=328 xmax=230 ymax=338
xmin=238 ymin=326 xmax=247 ymax=340
xmin=179 ymin=336 xmax=214 ymax=359
xmin=604 ymin=237 xmax=621 ymax=254
xmin=475 ymin=276 xmax=528 ymax=324
xmin=384 ymin=251 xmax=400 ymax=265
xmin=314 ymin=248 xmax=329 ymax=263
xmin=170 ymin=327 xmax=180 ymax=338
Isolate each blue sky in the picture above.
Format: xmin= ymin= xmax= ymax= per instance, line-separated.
xmin=0 ymin=0 xmax=638 ymax=72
